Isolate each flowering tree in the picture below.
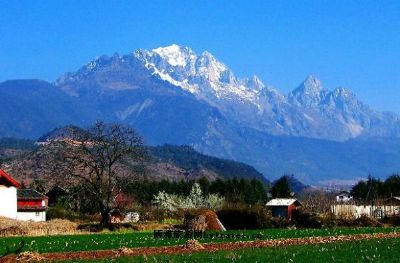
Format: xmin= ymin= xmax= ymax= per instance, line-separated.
xmin=153 ymin=183 xmax=224 ymax=211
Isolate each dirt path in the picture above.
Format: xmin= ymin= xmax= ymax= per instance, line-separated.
xmin=2 ymin=232 xmax=400 ymax=262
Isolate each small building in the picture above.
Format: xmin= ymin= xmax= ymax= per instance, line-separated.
xmin=0 ymin=169 xmax=48 ymax=222
xmin=335 ymin=191 xmax=353 ymax=203
xmin=266 ymin=198 xmax=302 ymax=219
xmin=17 ymin=189 xmax=48 ymax=222
xmin=0 ymin=169 xmax=20 ymax=219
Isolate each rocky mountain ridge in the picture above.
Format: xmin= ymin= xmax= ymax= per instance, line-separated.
xmin=56 ymin=44 xmax=400 ymax=141
xmin=1 ymin=44 xmax=400 ymax=184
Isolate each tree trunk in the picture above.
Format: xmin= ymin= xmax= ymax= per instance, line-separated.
xmin=100 ymin=208 xmax=112 ymax=229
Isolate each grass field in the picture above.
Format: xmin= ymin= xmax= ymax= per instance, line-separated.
xmin=73 ymin=238 xmax=400 ymax=263
xmin=1 ymin=227 xmax=399 ymax=255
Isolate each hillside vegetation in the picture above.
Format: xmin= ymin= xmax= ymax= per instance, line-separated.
xmin=149 ymin=144 xmax=268 ymax=183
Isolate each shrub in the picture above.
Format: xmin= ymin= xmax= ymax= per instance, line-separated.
xmin=320 ymin=213 xmax=336 ymax=228
xmin=381 ymin=216 xmax=400 ymax=226
xmin=269 ymin=217 xmax=292 ymax=228
xmin=355 ymin=215 xmax=382 ymax=227
xmin=292 ymin=210 xmax=322 ymax=228
xmin=47 ymin=207 xmax=85 ymax=221
xmin=217 ymin=207 xmax=271 ymax=230
xmin=320 ymin=213 xmax=382 ymax=228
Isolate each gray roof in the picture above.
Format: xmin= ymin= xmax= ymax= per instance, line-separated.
xmin=17 ymin=189 xmax=47 ymax=200
xmin=266 ymin=198 xmax=302 ymax=206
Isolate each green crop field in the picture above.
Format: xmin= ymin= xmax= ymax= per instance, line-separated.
xmin=74 ymin=238 xmax=400 ymax=263
xmin=1 ymin=227 xmax=399 ymax=255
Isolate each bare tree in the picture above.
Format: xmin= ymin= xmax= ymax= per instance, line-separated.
xmin=299 ymin=188 xmax=334 ymax=214
xmin=40 ymin=121 xmax=148 ymax=227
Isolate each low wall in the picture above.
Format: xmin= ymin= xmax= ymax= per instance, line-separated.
xmin=332 ymin=204 xmax=400 ymax=218
xmin=16 ymin=211 xmax=46 ymax=222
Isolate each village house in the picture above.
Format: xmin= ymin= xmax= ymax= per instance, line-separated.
xmin=17 ymin=189 xmax=48 ymax=222
xmin=266 ymin=198 xmax=302 ymax=219
xmin=0 ymin=169 xmax=20 ymax=219
xmin=0 ymin=169 xmax=48 ymax=222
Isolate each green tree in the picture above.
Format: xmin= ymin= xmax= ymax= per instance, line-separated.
xmin=197 ymin=177 xmax=211 ymax=195
xmin=351 ymin=180 xmax=369 ymax=200
xmin=271 ymin=176 xmax=292 ymax=198
xmin=247 ymin=178 xmax=267 ymax=204
xmin=351 ymin=175 xmax=383 ymax=202
xmin=383 ymin=174 xmax=400 ymax=197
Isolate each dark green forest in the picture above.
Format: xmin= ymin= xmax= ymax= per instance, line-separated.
xmin=149 ymin=144 xmax=268 ymax=183
xmin=351 ymin=175 xmax=400 ymax=201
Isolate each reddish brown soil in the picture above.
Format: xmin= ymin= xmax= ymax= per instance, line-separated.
xmin=2 ymin=232 xmax=400 ymax=262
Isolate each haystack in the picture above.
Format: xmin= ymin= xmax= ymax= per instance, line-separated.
xmin=184 ymin=209 xmax=226 ymax=231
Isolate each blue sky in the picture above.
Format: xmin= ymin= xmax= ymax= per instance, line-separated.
xmin=1 ymin=1 xmax=399 ymax=112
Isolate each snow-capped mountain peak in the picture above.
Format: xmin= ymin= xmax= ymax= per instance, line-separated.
xmin=133 ymin=45 xmax=264 ymax=103
xmin=152 ymin=44 xmax=195 ymax=67
xmin=245 ymin=75 xmax=265 ymax=91
xmin=303 ymin=75 xmax=323 ymax=90
xmin=295 ymin=75 xmax=325 ymax=96
xmin=289 ymin=75 xmax=328 ymax=107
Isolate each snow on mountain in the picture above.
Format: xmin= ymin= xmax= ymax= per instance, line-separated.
xmin=134 ymin=45 xmax=264 ymax=104
xmin=55 ymin=44 xmax=400 ymax=142
xmin=288 ymin=75 xmax=329 ymax=108
xmin=152 ymin=44 xmax=191 ymax=67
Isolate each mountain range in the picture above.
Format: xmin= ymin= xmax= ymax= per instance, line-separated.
xmin=1 ymin=44 xmax=400 ymax=185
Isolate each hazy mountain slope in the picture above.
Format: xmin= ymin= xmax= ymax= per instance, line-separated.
xmin=194 ymin=125 xmax=400 ymax=185
xmin=0 ymin=80 xmax=91 ymax=138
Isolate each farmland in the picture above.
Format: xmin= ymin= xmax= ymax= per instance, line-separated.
xmin=1 ymin=227 xmax=399 ymax=255
xmin=75 ymin=237 xmax=400 ymax=263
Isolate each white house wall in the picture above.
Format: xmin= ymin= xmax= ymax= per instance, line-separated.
xmin=0 ymin=185 xmax=17 ymax=219
xmin=331 ymin=204 xmax=400 ymax=218
xmin=16 ymin=211 xmax=46 ymax=222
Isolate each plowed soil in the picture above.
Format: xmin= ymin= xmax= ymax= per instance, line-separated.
xmin=2 ymin=232 xmax=400 ymax=262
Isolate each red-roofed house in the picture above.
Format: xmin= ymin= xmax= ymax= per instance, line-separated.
xmin=0 ymin=169 xmax=48 ymax=221
xmin=266 ymin=198 xmax=302 ymax=219
xmin=0 ymin=169 xmax=20 ymax=219
xmin=17 ymin=189 xmax=48 ymax=222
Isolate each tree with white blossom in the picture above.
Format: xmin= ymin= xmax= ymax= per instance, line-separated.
xmin=153 ymin=183 xmax=224 ymax=211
